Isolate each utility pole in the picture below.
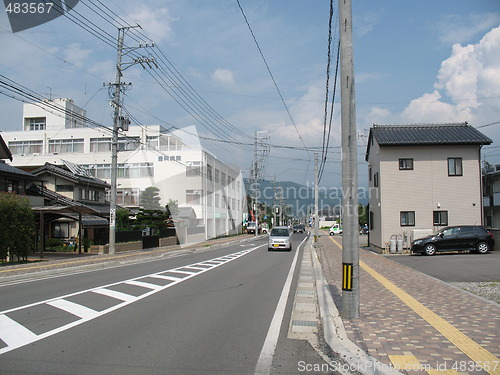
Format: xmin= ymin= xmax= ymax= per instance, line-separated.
xmin=339 ymin=0 xmax=360 ymax=319
xmin=314 ymin=152 xmax=319 ymax=243
xmin=108 ymin=26 xmax=156 ymax=255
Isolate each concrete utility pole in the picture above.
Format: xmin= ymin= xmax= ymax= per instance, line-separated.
xmin=339 ymin=0 xmax=360 ymax=319
xmin=314 ymin=152 xmax=319 ymax=243
xmin=108 ymin=26 xmax=156 ymax=254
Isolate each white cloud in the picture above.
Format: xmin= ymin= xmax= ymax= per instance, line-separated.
xmin=437 ymin=12 xmax=500 ymax=45
xmin=211 ymin=68 xmax=236 ymax=86
xmin=63 ymin=43 xmax=91 ymax=68
xmin=124 ymin=4 xmax=175 ymax=43
xmin=401 ymin=26 xmax=500 ymax=125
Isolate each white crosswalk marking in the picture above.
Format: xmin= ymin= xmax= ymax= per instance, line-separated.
xmin=150 ymin=274 xmax=181 ymax=281
xmin=0 ymin=244 xmax=263 ymax=355
xmin=0 ymin=314 xmax=37 ymax=347
xmin=125 ymin=280 xmax=163 ymax=290
xmin=93 ymin=288 xmax=137 ymax=302
xmin=47 ymin=299 xmax=99 ymax=320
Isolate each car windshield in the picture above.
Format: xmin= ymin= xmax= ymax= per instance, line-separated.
xmin=270 ymin=228 xmax=289 ymax=236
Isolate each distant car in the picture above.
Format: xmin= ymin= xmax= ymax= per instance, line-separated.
xmin=268 ymin=226 xmax=292 ymax=251
xmin=411 ymin=225 xmax=494 ymax=256
xmin=293 ymin=224 xmax=305 ymax=233
xmin=329 ymin=224 xmax=342 ymax=236
xmin=246 ymin=222 xmax=256 ymax=234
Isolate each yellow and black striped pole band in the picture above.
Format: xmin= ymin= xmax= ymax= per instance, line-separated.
xmin=342 ymin=263 xmax=353 ymax=291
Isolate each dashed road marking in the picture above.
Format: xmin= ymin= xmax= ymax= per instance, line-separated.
xmin=0 ymin=246 xmax=261 ymax=355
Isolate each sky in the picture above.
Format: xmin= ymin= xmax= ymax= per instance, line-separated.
xmin=1 ymin=0 xmax=500 ymax=191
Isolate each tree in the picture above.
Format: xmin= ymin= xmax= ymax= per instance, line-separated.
xmin=0 ymin=193 xmax=35 ymax=262
xmin=134 ymin=209 xmax=169 ymax=235
xmin=140 ymin=186 xmax=162 ymax=210
xmin=358 ymin=204 xmax=368 ymax=227
xmin=165 ymin=199 xmax=179 ymax=218
xmin=116 ymin=208 xmax=133 ymax=231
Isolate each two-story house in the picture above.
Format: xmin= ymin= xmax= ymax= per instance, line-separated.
xmin=29 ymin=161 xmax=110 ymax=247
xmin=365 ymin=123 xmax=492 ymax=253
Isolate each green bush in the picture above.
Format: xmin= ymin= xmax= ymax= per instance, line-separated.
xmin=0 ymin=193 xmax=35 ymax=262
xmin=45 ymin=238 xmax=63 ymax=250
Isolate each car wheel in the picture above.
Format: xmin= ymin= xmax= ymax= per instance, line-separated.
xmin=476 ymin=241 xmax=489 ymax=254
xmin=424 ymin=243 xmax=437 ymax=256
xmin=288 ymin=246 xmax=292 ymax=252
xmin=268 ymin=247 xmax=272 ymax=251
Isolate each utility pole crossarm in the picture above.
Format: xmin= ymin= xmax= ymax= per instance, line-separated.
xmin=107 ymin=26 xmax=157 ymax=255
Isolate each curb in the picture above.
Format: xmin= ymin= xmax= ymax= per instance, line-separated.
xmin=309 ymin=239 xmax=403 ymax=375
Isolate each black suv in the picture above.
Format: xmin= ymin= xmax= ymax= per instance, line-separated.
xmin=411 ymin=225 xmax=494 ymax=256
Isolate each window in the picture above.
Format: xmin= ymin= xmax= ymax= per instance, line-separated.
xmin=186 ymin=190 xmax=202 ymax=205
xmin=118 ymin=163 xmax=153 ymax=178
xmin=448 ymin=158 xmax=463 ymax=176
xmin=8 ymin=140 xmax=43 ymax=155
xmin=400 ymin=211 xmax=415 ymax=226
xmin=374 ymin=172 xmax=379 ymax=187
xmin=48 ymin=139 xmax=84 ymax=153
xmin=399 ymin=158 xmax=414 ymax=170
xmin=118 ymin=137 xmax=140 ymax=151
xmin=52 ymin=222 xmax=70 ymax=238
xmin=186 ymin=161 xmax=201 ymax=177
xmin=90 ymin=138 xmax=112 ymax=152
xmin=26 ymin=117 xmax=46 ymax=131
xmin=207 ymin=165 xmax=213 ymax=181
xmin=433 ymin=211 xmax=448 ymax=226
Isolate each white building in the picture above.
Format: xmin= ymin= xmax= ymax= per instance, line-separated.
xmin=3 ymin=98 xmax=244 ymax=241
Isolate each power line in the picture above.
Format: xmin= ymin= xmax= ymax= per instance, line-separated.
xmin=236 ymin=0 xmax=310 ymax=155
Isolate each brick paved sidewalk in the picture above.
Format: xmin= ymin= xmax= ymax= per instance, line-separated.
xmin=317 ymin=233 xmax=500 ymax=375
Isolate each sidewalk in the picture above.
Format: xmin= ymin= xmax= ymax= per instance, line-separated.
xmin=316 ymin=232 xmax=500 ymax=375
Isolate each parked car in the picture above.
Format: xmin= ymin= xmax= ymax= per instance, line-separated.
xmin=411 ymin=225 xmax=494 ymax=256
xmin=268 ymin=226 xmax=292 ymax=251
xmin=246 ymin=222 xmax=257 ymax=234
xmin=329 ymin=223 xmax=342 ymax=235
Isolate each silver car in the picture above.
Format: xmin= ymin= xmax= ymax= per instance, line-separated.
xmin=268 ymin=226 xmax=292 ymax=251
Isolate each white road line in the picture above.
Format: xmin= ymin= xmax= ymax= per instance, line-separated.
xmin=169 ymin=269 xmax=198 ymax=275
xmin=124 ymin=280 xmax=163 ymax=290
xmin=0 ymin=244 xmax=264 ymax=355
xmin=93 ymin=288 xmax=138 ymax=302
xmin=149 ymin=274 xmax=181 ymax=281
xmin=182 ymin=265 xmax=210 ymax=270
xmin=47 ymin=299 xmax=99 ymax=320
xmin=254 ymin=236 xmax=307 ymax=375
xmin=0 ymin=314 xmax=37 ymax=347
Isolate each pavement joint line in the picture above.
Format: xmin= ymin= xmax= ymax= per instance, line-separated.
xmin=328 ymin=236 xmax=500 ymax=375
xmin=310 ymin=237 xmax=403 ymax=375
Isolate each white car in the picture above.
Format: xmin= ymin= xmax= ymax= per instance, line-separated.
xmin=329 ymin=224 xmax=342 ymax=235
xmin=268 ymin=226 xmax=292 ymax=251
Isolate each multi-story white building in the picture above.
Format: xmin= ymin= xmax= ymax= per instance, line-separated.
xmin=2 ymin=98 xmax=244 ymax=241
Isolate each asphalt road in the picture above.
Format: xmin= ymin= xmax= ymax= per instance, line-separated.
xmin=0 ymin=233 xmax=334 ymax=375
xmin=385 ymin=247 xmax=500 ymax=282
